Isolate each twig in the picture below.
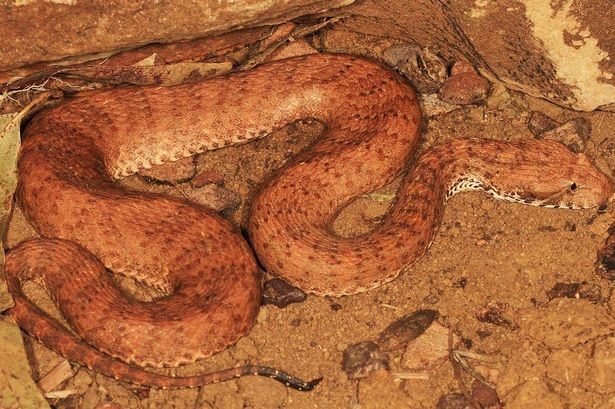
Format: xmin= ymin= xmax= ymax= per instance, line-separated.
xmin=448 ymin=329 xmax=481 ymax=409
xmin=1 ymin=90 xmax=53 ymax=135
xmin=37 ymin=360 xmax=74 ymax=393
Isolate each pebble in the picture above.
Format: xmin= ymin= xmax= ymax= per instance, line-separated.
xmin=261 ymin=278 xmax=306 ymax=308
xmin=377 ymin=309 xmax=438 ymax=352
xmin=341 ymin=341 xmax=389 ymax=379
xmin=438 ymin=61 xmax=490 ymax=105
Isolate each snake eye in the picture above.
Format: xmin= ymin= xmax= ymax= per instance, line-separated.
xmin=570 ymin=182 xmax=577 ymax=191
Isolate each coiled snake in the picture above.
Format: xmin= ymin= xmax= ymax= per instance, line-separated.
xmin=4 ymin=53 xmax=613 ymax=390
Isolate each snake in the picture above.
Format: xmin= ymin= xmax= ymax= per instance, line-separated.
xmin=3 ymin=53 xmax=613 ymax=390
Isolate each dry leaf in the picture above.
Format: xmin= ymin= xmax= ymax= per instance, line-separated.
xmin=0 ymin=113 xmax=20 ymax=312
xmin=0 ymin=319 xmax=50 ymax=409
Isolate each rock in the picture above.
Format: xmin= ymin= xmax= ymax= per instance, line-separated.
xmin=139 ymin=156 xmax=196 ymax=185
xmin=536 ymin=118 xmax=591 ymax=153
xmin=401 ymin=321 xmax=458 ymax=370
xmin=0 ymin=0 xmax=352 ymax=70
xmin=341 ymin=341 xmax=389 ymax=379
xmin=505 ymin=379 xmax=564 ymax=409
xmin=261 ymin=278 xmax=306 ymax=308
xmin=378 ymin=309 xmax=438 ymax=352
xmin=438 ymin=61 xmax=491 ymax=105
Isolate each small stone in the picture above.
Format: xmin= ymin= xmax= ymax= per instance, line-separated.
xmin=341 ymin=341 xmax=389 ymax=379
xmin=436 ymin=393 xmax=472 ymax=409
xmin=378 ymin=309 xmax=438 ymax=352
xmin=185 ymin=184 xmax=241 ymax=213
xmin=527 ymin=111 xmax=558 ymax=136
xmin=139 ymin=156 xmax=196 ymax=185
xmin=401 ymin=321 xmax=458 ymax=370
xmin=438 ymin=61 xmax=491 ymax=105
xmin=261 ymin=278 xmax=306 ymax=308
xmin=476 ymin=301 xmax=518 ymax=330
xmin=471 ymin=379 xmax=501 ymax=407
xmin=537 ymin=118 xmax=591 ymax=153
xmin=475 ymin=238 xmax=489 ymax=247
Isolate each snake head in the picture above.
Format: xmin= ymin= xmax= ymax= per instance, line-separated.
xmin=506 ymin=140 xmax=614 ymax=210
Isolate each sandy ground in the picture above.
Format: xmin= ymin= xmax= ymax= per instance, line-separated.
xmin=3 ymin=26 xmax=615 ymax=408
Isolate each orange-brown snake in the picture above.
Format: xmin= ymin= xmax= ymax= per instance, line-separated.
xmin=4 ymin=53 xmax=613 ymax=389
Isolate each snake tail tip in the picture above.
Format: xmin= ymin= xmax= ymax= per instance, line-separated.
xmin=303 ymin=376 xmax=324 ymax=391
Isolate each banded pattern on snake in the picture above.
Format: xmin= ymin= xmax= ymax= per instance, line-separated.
xmin=4 ymin=53 xmax=613 ymax=389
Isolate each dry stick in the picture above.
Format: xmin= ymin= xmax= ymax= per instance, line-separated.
xmin=237 ymin=14 xmax=350 ymax=71
xmin=38 ymin=360 xmax=73 ymax=393
xmin=1 ymin=91 xmax=53 ymax=135
xmin=448 ymin=329 xmax=481 ymax=409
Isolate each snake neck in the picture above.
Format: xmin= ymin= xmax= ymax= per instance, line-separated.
xmin=417 ymin=138 xmax=565 ymax=208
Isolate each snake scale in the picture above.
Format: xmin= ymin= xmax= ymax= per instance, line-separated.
xmin=4 ymin=53 xmax=613 ymax=390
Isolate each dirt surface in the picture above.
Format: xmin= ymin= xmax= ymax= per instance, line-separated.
xmin=3 ymin=25 xmax=615 ymax=409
